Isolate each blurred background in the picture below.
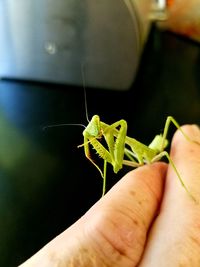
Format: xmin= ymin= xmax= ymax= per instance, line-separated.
xmin=0 ymin=1 xmax=200 ymax=266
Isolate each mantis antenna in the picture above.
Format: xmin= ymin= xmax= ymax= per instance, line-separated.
xmin=43 ymin=64 xmax=91 ymax=130
xmin=81 ymin=62 xmax=90 ymax=123
xmin=42 ymin=123 xmax=86 ymax=131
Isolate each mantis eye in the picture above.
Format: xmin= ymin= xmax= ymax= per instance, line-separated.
xmin=88 ymin=123 xmax=99 ymax=136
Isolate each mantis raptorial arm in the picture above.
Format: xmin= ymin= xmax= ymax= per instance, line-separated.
xmin=102 ymin=119 xmax=127 ymax=173
xmin=81 ymin=116 xmax=128 ymax=196
xmin=82 ymin=135 xmax=105 ymax=178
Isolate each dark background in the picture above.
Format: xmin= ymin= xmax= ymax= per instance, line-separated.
xmin=0 ymin=27 xmax=200 ymax=266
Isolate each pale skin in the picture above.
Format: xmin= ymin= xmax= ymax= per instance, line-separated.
xmin=20 ymin=124 xmax=200 ymax=267
xmin=158 ymin=0 xmax=200 ymax=42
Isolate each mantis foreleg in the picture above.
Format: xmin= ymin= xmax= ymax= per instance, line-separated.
xmin=82 ymin=118 xmax=127 ymax=195
xmin=102 ymin=119 xmax=127 ymax=173
xmin=83 ymin=134 xmax=112 ymax=177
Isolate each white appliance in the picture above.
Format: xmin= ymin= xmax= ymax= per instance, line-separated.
xmin=0 ymin=0 xmax=167 ymax=90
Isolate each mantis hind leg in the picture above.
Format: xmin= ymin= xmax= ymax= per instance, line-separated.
xmin=161 ymin=116 xmax=192 ymax=151
xmin=102 ymin=160 xmax=107 ymax=196
xmin=152 ymin=151 xmax=196 ymax=202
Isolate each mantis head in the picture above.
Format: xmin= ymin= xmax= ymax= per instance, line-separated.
xmin=83 ymin=115 xmax=101 ymax=137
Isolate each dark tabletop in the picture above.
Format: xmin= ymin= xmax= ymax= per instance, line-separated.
xmin=1 ymin=28 xmax=200 ymax=266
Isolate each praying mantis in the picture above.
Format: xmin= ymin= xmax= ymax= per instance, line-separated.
xmin=78 ymin=115 xmax=197 ymax=200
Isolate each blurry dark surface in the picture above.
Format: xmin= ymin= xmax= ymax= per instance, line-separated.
xmin=0 ymin=27 xmax=200 ymax=266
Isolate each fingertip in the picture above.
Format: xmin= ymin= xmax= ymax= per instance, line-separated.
xmin=150 ymin=162 xmax=168 ymax=176
xmin=172 ymin=124 xmax=200 ymax=145
xmin=107 ymin=162 xmax=167 ymax=201
xmin=170 ymin=124 xmax=200 ymax=157
xmin=99 ymin=163 xmax=168 ymax=225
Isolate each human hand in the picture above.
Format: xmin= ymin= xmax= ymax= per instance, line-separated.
xmin=20 ymin=125 xmax=200 ymax=267
xmin=158 ymin=0 xmax=200 ymax=42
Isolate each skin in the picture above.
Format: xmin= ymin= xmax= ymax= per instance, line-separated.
xmin=158 ymin=0 xmax=200 ymax=42
xmin=20 ymin=124 xmax=200 ymax=267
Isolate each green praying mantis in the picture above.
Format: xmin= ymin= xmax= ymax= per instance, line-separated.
xmin=78 ymin=115 xmax=197 ymax=201
xmin=44 ymin=66 xmax=198 ymax=201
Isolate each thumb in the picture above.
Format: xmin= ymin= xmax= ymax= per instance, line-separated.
xmin=139 ymin=125 xmax=200 ymax=267
xmin=20 ymin=163 xmax=167 ymax=267
xmin=165 ymin=124 xmax=200 ymax=203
